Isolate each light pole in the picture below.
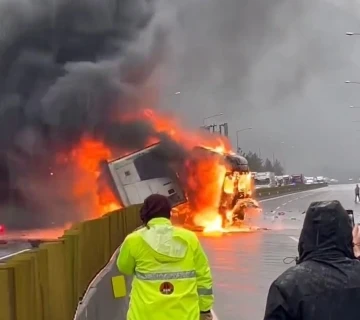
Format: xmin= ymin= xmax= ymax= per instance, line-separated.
xmin=236 ymin=127 xmax=252 ymax=154
xmin=345 ymin=80 xmax=360 ymax=85
xmin=274 ymin=141 xmax=293 ymax=172
xmin=202 ymin=113 xmax=224 ymax=125
xmin=346 ymin=32 xmax=360 ymax=36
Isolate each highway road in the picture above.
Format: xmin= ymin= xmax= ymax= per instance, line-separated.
xmin=0 ymin=241 xmax=31 ymax=262
xmin=0 ymin=228 xmax=62 ymax=262
xmin=201 ymin=184 xmax=357 ymax=320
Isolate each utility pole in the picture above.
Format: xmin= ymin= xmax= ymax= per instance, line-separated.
xmin=210 ymin=124 xmax=217 ymax=133
xmin=219 ymin=123 xmax=229 ymax=136
xmin=235 ymin=127 xmax=252 ymax=154
xmin=201 ymin=122 xmax=232 ymax=141
xmin=201 ymin=124 xmax=217 ymax=133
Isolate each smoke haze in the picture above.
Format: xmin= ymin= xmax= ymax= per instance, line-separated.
xmin=162 ymin=0 xmax=360 ymax=181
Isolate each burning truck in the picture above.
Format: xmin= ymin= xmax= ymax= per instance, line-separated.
xmin=0 ymin=108 xmax=260 ymax=233
xmin=102 ymin=142 xmax=257 ymax=230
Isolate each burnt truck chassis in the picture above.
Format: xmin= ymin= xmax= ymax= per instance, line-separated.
xmin=181 ymin=151 xmax=255 ymax=229
xmin=218 ymin=154 xmax=253 ymax=227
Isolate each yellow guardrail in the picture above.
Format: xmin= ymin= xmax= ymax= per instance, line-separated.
xmin=0 ymin=204 xmax=142 ymax=320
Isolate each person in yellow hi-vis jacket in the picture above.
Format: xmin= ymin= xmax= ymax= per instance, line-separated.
xmin=117 ymin=194 xmax=214 ymax=320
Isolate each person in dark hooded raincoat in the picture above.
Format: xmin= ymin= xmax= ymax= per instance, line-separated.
xmin=264 ymin=200 xmax=360 ymax=320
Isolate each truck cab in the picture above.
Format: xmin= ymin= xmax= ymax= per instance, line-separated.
xmin=217 ymin=154 xmax=255 ymax=226
xmin=291 ymin=174 xmax=305 ymax=184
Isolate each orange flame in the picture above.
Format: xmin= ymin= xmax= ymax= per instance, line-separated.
xmin=56 ymin=138 xmax=122 ymax=217
xmin=57 ymin=108 xmax=254 ymax=232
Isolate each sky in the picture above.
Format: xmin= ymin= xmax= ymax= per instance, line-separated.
xmin=157 ymin=0 xmax=360 ymax=180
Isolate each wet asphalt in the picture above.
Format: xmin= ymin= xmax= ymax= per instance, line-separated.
xmin=200 ymin=184 xmax=356 ymax=320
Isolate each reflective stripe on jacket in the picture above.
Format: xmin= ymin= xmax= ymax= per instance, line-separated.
xmin=116 ymin=217 xmax=214 ymax=320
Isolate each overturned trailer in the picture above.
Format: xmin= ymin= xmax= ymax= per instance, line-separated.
xmin=103 ymin=143 xmax=187 ymax=208
xmin=103 ymin=143 xmax=255 ymax=228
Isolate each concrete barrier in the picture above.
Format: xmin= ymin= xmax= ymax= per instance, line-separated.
xmin=256 ymin=183 xmax=328 ymax=200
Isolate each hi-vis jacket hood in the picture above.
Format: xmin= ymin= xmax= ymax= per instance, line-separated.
xmin=140 ymin=218 xmax=189 ymax=263
xmin=297 ymin=200 xmax=354 ymax=264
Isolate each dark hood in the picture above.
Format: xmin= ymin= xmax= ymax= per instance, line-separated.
xmin=140 ymin=194 xmax=171 ymax=224
xmin=297 ymin=200 xmax=354 ymax=264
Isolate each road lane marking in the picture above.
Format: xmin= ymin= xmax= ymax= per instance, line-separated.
xmin=289 ymin=236 xmax=299 ymax=243
xmin=282 ymin=203 xmax=287 ymax=206
xmin=259 ymin=190 xmax=318 ymax=203
xmin=0 ymin=249 xmax=31 ymax=261
xmin=260 ymin=186 xmax=330 ymax=204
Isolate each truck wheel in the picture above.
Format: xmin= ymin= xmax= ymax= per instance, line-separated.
xmin=233 ymin=208 xmax=245 ymax=221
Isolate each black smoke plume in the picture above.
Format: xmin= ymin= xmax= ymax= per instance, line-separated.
xmin=0 ymin=0 xmax=177 ymax=230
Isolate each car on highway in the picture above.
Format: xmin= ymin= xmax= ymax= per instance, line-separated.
xmin=305 ymin=177 xmax=315 ymax=184
xmin=315 ymin=176 xmax=326 ymax=184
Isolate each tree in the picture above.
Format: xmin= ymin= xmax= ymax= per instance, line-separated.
xmin=240 ymin=149 xmax=285 ymax=173
xmin=272 ymin=159 xmax=284 ymax=175
xmin=244 ymin=151 xmax=263 ymax=172
xmin=263 ymin=158 xmax=274 ymax=172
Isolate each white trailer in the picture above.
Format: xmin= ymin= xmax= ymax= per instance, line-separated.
xmin=105 ymin=144 xmax=187 ymax=207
